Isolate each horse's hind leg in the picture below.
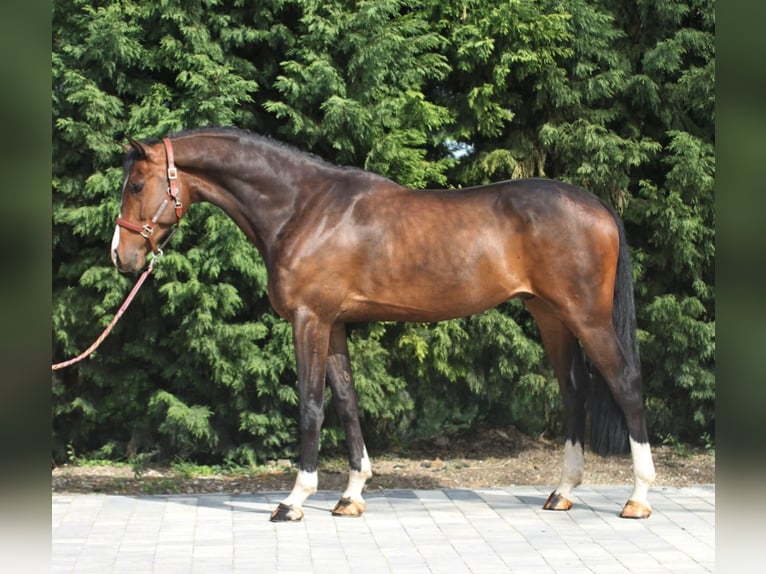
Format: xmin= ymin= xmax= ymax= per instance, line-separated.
xmin=326 ymin=323 xmax=372 ymax=517
xmin=576 ymin=323 xmax=656 ymax=518
xmin=525 ymin=299 xmax=589 ymax=511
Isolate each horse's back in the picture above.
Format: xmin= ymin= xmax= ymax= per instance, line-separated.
xmin=271 ymin=175 xmax=620 ymax=323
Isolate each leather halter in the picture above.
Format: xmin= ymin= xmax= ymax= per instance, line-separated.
xmin=115 ymin=137 xmax=183 ymax=255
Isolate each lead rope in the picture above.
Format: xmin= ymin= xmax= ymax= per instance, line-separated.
xmin=51 ymin=257 xmax=157 ymax=371
xmin=52 ymin=223 xmax=179 ymax=371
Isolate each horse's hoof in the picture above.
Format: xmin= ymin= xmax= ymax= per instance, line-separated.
xmin=332 ymin=497 xmax=366 ymax=517
xmin=543 ymin=491 xmax=573 ymax=511
xmin=620 ymin=499 xmax=652 ymax=519
xmin=270 ymin=503 xmax=304 ymax=522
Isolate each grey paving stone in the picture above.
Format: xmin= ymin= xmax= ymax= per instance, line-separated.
xmin=52 ymin=485 xmax=714 ymax=573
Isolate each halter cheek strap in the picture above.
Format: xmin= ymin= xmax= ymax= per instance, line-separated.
xmin=116 ymin=138 xmax=183 ymax=255
xmin=164 ymin=137 xmax=183 ymax=219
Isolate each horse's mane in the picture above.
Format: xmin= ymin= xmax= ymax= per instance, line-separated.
xmin=122 ymin=126 xmax=382 ymax=182
xmin=169 ymin=126 xmax=365 ymax=173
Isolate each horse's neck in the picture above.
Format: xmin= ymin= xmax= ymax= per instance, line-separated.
xmin=176 ymin=134 xmax=316 ymax=264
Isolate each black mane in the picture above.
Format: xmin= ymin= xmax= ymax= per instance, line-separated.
xmin=169 ymin=126 xmax=355 ymax=172
xmin=123 ymin=126 xmax=382 ymax=182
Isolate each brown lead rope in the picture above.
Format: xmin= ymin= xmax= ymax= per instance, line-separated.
xmin=52 ymin=222 xmax=179 ymax=371
xmin=52 ymin=258 xmax=157 ymax=370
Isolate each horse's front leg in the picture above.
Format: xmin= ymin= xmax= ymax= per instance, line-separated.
xmin=270 ymin=310 xmax=331 ymax=522
xmin=326 ymin=323 xmax=372 ymax=517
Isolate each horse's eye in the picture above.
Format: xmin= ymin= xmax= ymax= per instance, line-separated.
xmin=131 ymin=182 xmax=144 ymax=193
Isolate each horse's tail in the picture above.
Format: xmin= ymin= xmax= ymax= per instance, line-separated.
xmin=588 ymin=207 xmax=639 ymax=455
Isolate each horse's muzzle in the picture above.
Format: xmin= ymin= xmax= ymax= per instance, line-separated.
xmin=112 ymin=249 xmax=145 ymax=274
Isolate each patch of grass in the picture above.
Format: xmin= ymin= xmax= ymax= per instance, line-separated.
xmin=65 ymin=443 xmax=128 ymax=468
xmin=660 ymin=433 xmax=716 ymax=459
xmin=660 ymin=434 xmax=693 ymax=458
xmin=171 ymin=461 xmax=225 ymax=479
xmin=75 ymin=458 xmax=128 ymax=468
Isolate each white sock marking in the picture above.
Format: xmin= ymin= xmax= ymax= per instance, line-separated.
xmin=341 ymin=446 xmax=372 ymax=501
xmin=554 ymin=439 xmax=584 ymax=499
xmin=281 ymin=470 xmax=318 ymax=508
xmin=628 ymin=437 xmax=656 ymax=507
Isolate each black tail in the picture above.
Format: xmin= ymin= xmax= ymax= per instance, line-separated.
xmin=588 ymin=208 xmax=640 ymax=455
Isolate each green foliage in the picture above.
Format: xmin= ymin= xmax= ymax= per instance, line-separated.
xmin=390 ymin=305 xmax=562 ymax=440
xmin=148 ymin=390 xmax=218 ymax=457
xmin=52 ymin=0 xmax=714 ymax=465
xmin=264 ymin=0 xmax=454 ymax=187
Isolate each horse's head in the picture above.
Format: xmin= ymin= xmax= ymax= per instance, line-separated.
xmin=111 ymin=137 xmax=186 ymax=273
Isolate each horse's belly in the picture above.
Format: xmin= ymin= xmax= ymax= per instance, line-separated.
xmin=341 ymin=278 xmax=520 ymax=323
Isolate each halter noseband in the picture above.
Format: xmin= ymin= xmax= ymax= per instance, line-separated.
xmin=116 ymin=137 xmax=183 ymax=255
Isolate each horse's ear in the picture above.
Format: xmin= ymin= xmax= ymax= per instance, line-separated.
xmin=125 ymin=137 xmax=147 ymax=158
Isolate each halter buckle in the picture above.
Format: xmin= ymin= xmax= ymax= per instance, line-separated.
xmin=167 ymin=166 xmax=178 ymax=180
xmin=140 ymin=224 xmax=154 ymax=238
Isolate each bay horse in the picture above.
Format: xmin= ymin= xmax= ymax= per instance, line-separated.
xmin=111 ymin=127 xmax=655 ymax=520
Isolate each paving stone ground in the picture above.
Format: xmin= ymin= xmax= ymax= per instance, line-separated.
xmin=52 ymin=485 xmax=714 ymax=573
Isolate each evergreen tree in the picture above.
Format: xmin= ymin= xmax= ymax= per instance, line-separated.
xmin=609 ymin=0 xmax=715 ymax=441
xmin=53 ymin=0 xmax=294 ymax=463
xmin=52 ymin=0 xmax=715 ymax=465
